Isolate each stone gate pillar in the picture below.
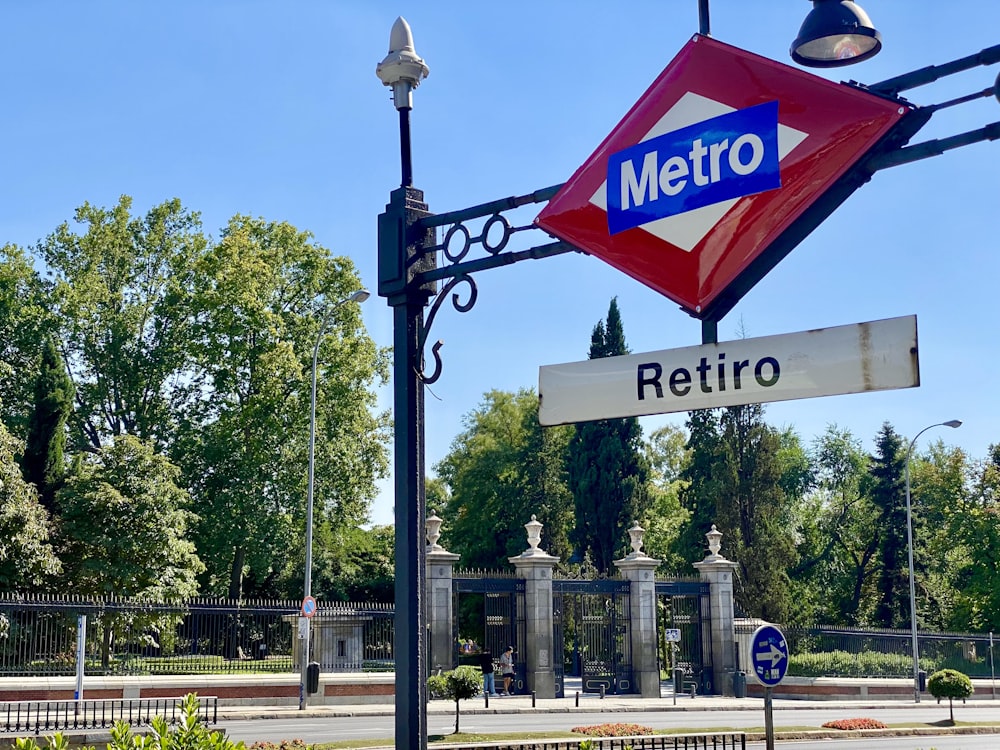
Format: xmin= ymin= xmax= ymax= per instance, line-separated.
xmin=425 ymin=511 xmax=460 ymax=675
xmin=693 ymin=524 xmax=739 ymax=696
xmin=614 ymin=523 xmax=661 ymax=698
xmin=509 ymin=515 xmax=559 ymax=699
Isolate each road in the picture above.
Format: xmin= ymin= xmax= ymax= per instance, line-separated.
xmin=220 ymin=704 xmax=1000 ymax=746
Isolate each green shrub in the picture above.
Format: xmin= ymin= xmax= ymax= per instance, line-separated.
xmin=8 ymin=694 xmax=244 ymax=750
xmin=427 ymin=672 xmax=449 ymax=700
xmin=928 ymin=668 xmax=973 ymax=722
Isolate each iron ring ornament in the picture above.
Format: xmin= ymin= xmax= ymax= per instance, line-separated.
xmin=407 ymin=185 xmax=574 ymax=384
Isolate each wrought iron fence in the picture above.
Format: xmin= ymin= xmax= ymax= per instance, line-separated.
xmin=736 ymin=620 xmax=997 ymax=678
xmin=0 ymin=595 xmax=394 ymax=677
xmin=1 ymin=696 xmax=218 ymax=735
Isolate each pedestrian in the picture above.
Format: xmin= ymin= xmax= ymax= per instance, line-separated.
xmin=479 ymin=649 xmax=497 ymax=696
xmin=499 ymin=646 xmax=515 ymax=695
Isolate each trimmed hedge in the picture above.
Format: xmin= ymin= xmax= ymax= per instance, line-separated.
xmin=789 ymin=650 xmax=940 ymax=678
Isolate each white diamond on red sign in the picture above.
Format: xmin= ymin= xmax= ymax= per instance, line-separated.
xmin=535 ymin=35 xmax=918 ymax=319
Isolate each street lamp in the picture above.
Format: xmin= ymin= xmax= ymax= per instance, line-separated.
xmin=904 ymin=418 xmax=962 ymax=704
xmin=299 ymin=288 xmax=370 ymax=710
xmin=791 ymin=0 xmax=882 ymax=67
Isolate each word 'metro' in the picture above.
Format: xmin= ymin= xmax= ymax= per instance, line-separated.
xmin=607 ymin=101 xmax=781 ymax=235
xmin=637 ymin=352 xmax=780 ymax=401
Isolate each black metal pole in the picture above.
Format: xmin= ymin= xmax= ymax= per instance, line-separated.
xmin=392 ymin=281 xmax=427 ymax=750
xmin=698 ymin=0 xmax=710 ymax=36
xmin=382 ymin=181 xmax=435 ymax=750
xmin=400 ymin=108 xmax=414 ymax=188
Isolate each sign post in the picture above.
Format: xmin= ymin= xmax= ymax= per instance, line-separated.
xmin=74 ymin=615 xmax=86 ymax=715
xmin=664 ymin=629 xmax=682 ymax=705
xmin=751 ymin=624 xmax=789 ymax=750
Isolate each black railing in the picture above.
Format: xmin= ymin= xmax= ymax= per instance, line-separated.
xmin=0 ymin=595 xmax=394 ymax=677
xmin=0 ymin=696 xmax=218 ymax=735
xmin=435 ymin=735 xmax=746 ymax=750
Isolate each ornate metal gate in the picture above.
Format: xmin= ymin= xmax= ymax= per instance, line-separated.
xmin=553 ymin=579 xmax=632 ymax=696
xmin=452 ymin=574 xmax=527 ymax=692
xmin=656 ymin=579 xmax=712 ymax=694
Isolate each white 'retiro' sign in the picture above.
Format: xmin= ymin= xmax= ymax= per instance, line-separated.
xmin=538 ymin=315 xmax=918 ymax=426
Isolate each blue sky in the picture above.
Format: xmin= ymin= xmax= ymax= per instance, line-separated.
xmin=3 ymin=2 xmax=998 ymax=527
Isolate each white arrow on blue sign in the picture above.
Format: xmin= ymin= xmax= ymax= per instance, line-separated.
xmin=750 ymin=624 xmax=788 ymax=687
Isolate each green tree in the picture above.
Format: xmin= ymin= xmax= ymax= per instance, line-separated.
xmin=0 ymin=414 xmax=61 ymax=591
xmin=441 ymin=665 xmax=481 ymax=733
xmin=56 ymin=434 xmax=203 ymax=600
xmin=21 ymin=339 xmax=74 ymax=513
xmin=927 ymin=668 xmax=973 ymax=723
xmin=38 ymin=196 xmax=205 ymax=452
xmin=677 ymin=409 xmax=724 ymax=563
xmin=567 ymin=299 xmax=651 ymax=573
xmin=0 ymin=244 xmax=54 ymax=437
xmin=928 ymin=443 xmax=1000 ymax=631
xmin=716 ymin=404 xmax=800 ymax=623
xmin=641 ymin=424 xmax=690 ymax=572
xmin=314 ymin=524 xmax=395 ymax=602
xmin=178 ymin=215 xmax=388 ymax=599
xmin=435 ymin=389 xmax=573 ymax=567
xmin=870 ymin=422 xmax=908 ymax=628
xmin=910 ymin=441 xmax=970 ymax=631
xmin=798 ymin=426 xmax=878 ymax=624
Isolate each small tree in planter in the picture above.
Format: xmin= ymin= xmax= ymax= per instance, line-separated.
xmin=928 ymin=668 xmax=973 ymax=723
xmin=441 ymin=665 xmax=482 ymax=733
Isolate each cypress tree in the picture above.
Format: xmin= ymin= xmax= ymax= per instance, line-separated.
xmin=567 ymin=299 xmax=651 ymax=573
xmin=870 ymin=422 xmax=908 ymax=628
xmin=22 ymin=339 xmax=73 ymax=513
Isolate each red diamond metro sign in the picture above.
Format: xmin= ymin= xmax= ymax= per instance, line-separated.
xmin=535 ymin=35 xmax=922 ymax=319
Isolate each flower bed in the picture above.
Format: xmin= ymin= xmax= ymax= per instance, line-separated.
xmin=572 ymin=723 xmax=655 ymax=737
xmin=821 ymin=718 xmax=888 ymax=730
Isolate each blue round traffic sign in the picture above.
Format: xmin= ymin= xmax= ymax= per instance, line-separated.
xmin=750 ymin=624 xmax=788 ymax=687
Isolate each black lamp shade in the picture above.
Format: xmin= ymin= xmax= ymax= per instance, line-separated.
xmin=791 ymin=0 xmax=882 ymax=68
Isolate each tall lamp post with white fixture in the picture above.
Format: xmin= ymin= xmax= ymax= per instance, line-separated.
xmin=299 ymin=288 xmax=371 ymax=710
xmin=904 ymin=419 xmax=962 ymax=703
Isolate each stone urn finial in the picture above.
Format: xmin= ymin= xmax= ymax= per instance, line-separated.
xmin=706 ymin=524 xmax=723 ymax=560
xmin=525 ymin=514 xmax=543 ymax=552
xmin=627 ymin=522 xmax=646 ymax=557
xmin=426 ymin=510 xmax=443 ymax=551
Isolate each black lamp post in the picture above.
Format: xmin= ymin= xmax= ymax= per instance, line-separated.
xmin=374 ymin=11 xmax=999 ymax=750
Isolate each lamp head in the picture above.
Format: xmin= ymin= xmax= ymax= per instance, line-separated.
xmin=348 ymin=289 xmax=371 ymax=304
xmin=791 ymin=0 xmax=882 ymax=68
xmin=943 ymin=419 xmax=962 ymax=429
xmin=376 ymin=17 xmax=429 ymax=110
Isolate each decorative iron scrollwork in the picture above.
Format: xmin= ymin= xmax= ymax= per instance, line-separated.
xmin=416 ymin=274 xmax=477 ymax=384
xmin=409 ymin=184 xmax=573 ymax=384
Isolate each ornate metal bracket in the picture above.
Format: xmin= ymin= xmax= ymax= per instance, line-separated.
xmin=409 ymin=184 xmax=578 ymax=383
